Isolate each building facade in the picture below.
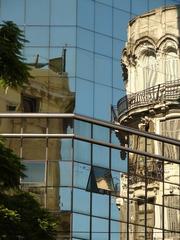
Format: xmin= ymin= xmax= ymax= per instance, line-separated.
xmin=116 ymin=5 xmax=180 ymax=240
xmin=0 ymin=1 xmax=180 ymax=240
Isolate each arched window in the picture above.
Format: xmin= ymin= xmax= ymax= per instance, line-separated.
xmin=159 ymin=38 xmax=179 ymax=83
xmin=164 ymin=49 xmax=178 ymax=82
xmin=137 ymin=50 xmax=156 ymax=91
xmin=142 ymin=52 xmax=157 ymax=89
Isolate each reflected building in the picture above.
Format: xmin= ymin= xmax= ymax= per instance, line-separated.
xmin=0 ymin=55 xmax=75 ymax=237
xmin=116 ymin=5 xmax=180 ymax=240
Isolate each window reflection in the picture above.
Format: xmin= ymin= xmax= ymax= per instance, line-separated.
xmin=93 ymin=144 xmax=109 ymax=168
xmin=26 ymin=27 xmax=49 ymax=47
xmin=50 ymin=27 xmax=76 ymax=47
xmin=26 ymin=0 xmax=49 ymax=25
xmin=95 ymin=54 xmax=112 ymax=86
xmin=21 ymin=161 xmax=45 ymax=184
xmin=77 ymin=0 xmax=94 ymax=30
xmin=60 ymin=162 xmax=72 ymax=187
xmin=87 ymin=166 xmax=114 ymax=194
xmin=92 ymin=193 xmax=109 ymax=218
xmin=60 ymin=139 xmax=73 ymax=160
xmin=51 ymin=0 xmax=76 ymax=25
xmin=73 ymin=213 xmax=90 ymax=239
xmin=92 ymin=217 xmax=109 ymax=240
xmin=74 ymin=140 xmax=91 ymax=164
xmin=60 ymin=187 xmax=72 ymax=211
xmin=74 ymin=162 xmax=90 ymax=189
xmin=95 ymin=2 xmax=112 ymax=36
xmin=111 ymin=220 xmax=120 ymax=240
xmin=73 ymin=188 xmax=90 ymax=214
xmin=1 ymin=0 xmax=25 ymax=24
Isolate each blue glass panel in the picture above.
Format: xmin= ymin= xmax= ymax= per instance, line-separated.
xmin=93 ymin=144 xmax=109 ymax=168
xmin=60 ymin=187 xmax=72 ymax=210
xmin=74 ymin=140 xmax=91 ymax=164
xmin=92 ymin=217 xmax=109 ymax=240
xmin=149 ymin=0 xmax=174 ymax=10
xmin=61 ymin=139 xmax=73 ymax=160
xmin=22 ymin=161 xmax=45 ymax=183
xmin=113 ymin=60 xmax=123 ymax=89
xmin=111 ymin=220 xmax=120 ymax=240
xmin=1 ymin=0 xmax=25 ymax=24
xmin=113 ymin=88 xmax=124 ymax=105
xmin=73 ymin=213 xmax=90 ymax=239
xmin=93 ymin=124 xmax=109 ymax=142
xmin=77 ymin=28 xmax=94 ymax=52
xmin=95 ymin=33 xmax=112 ymax=57
xmin=26 ymin=0 xmax=49 ymax=25
xmin=94 ymin=84 xmax=112 ymax=121
xmin=113 ymin=0 xmax=130 ymax=11
xmin=51 ymin=0 xmax=76 ymax=25
xmin=74 ymin=120 xmax=91 ymax=137
xmin=95 ymin=55 xmax=112 ymax=86
xmin=95 ymin=2 xmax=112 ymax=36
xmin=25 ymin=27 xmax=49 ymax=47
xmin=76 ymin=78 xmax=94 ymax=116
xmin=131 ymin=0 xmax=148 ymax=15
xmin=73 ymin=188 xmax=90 ymax=214
xmin=60 ymin=162 xmax=72 ymax=186
xmin=77 ymin=0 xmax=94 ymax=30
xmin=92 ymin=193 xmax=109 ymax=218
xmin=50 ymin=27 xmax=76 ymax=47
xmin=111 ymin=149 xmax=128 ymax=172
xmin=77 ymin=49 xmax=94 ymax=80
xmin=113 ymin=9 xmax=130 ymax=40
xmin=97 ymin=0 xmax=112 ymax=6
xmin=113 ymin=39 xmax=124 ymax=61
xmin=74 ymin=162 xmax=90 ymax=188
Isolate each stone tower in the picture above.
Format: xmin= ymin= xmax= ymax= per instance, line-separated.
xmin=116 ymin=5 xmax=180 ymax=240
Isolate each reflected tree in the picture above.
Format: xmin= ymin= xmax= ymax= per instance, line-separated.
xmin=0 ymin=21 xmax=31 ymax=89
xmin=0 ymin=139 xmax=57 ymax=240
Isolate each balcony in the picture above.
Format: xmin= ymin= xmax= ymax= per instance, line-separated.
xmin=117 ymin=80 xmax=180 ymax=118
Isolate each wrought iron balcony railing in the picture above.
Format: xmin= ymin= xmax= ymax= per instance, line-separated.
xmin=117 ymin=80 xmax=180 ymax=116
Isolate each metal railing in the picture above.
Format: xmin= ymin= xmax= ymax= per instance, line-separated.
xmin=0 ymin=113 xmax=180 ymax=165
xmin=117 ymin=80 xmax=180 ymax=116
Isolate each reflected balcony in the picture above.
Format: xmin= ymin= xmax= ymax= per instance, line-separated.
xmin=116 ymin=80 xmax=180 ymax=121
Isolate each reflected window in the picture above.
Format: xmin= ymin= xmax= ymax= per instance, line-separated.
xmin=87 ymin=166 xmax=114 ymax=194
xmin=7 ymin=104 xmax=16 ymax=112
xmin=21 ymin=161 xmax=45 ymax=184
xmin=22 ymin=95 xmax=39 ymax=112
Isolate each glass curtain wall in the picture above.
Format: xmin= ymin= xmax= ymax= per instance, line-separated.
xmin=0 ymin=0 xmax=179 ymax=240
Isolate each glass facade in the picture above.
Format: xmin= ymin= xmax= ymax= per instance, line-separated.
xmin=0 ymin=114 xmax=179 ymax=240
xmin=0 ymin=0 xmax=180 ymax=240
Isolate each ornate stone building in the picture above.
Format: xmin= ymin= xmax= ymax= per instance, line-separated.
xmin=116 ymin=5 xmax=180 ymax=240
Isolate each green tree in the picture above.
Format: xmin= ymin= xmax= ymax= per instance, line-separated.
xmin=0 ymin=139 xmax=57 ymax=240
xmin=0 ymin=21 xmax=31 ymax=89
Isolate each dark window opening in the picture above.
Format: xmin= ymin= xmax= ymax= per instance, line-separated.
xmin=22 ymin=95 xmax=39 ymax=112
xmin=7 ymin=105 xmax=16 ymax=112
xmin=86 ymin=166 xmax=114 ymax=194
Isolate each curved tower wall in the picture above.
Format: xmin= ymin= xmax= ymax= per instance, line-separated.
xmin=117 ymin=6 xmax=180 ymax=240
xmin=123 ymin=5 xmax=180 ymax=94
